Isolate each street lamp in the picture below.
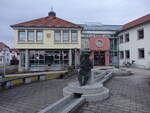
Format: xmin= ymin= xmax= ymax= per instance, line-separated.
xmin=2 ymin=47 xmax=7 ymax=78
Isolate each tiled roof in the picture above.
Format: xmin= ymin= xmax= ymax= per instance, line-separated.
xmin=80 ymin=24 xmax=122 ymax=31
xmin=0 ymin=42 xmax=9 ymax=51
xmin=11 ymin=16 xmax=82 ymax=28
xmin=11 ymin=48 xmax=20 ymax=54
xmin=123 ymin=14 xmax=150 ymax=30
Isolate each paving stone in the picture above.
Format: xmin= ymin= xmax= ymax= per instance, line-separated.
xmin=75 ymin=68 xmax=150 ymax=113
xmin=0 ymin=77 xmax=75 ymax=113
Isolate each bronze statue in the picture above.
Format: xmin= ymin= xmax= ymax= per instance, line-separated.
xmin=78 ymin=51 xmax=93 ymax=86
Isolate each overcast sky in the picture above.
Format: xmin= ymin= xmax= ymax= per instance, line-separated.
xmin=0 ymin=0 xmax=150 ymax=47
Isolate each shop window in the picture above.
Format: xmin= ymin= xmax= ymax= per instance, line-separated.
xmin=63 ymin=31 xmax=69 ymax=42
xmin=125 ymin=50 xmax=130 ymax=59
xmin=36 ymin=31 xmax=43 ymax=42
xmin=138 ymin=48 xmax=145 ymax=59
xmin=54 ymin=30 xmax=61 ymax=42
xmin=18 ymin=30 xmax=26 ymax=42
xmin=125 ymin=33 xmax=129 ymax=42
xmin=137 ymin=29 xmax=144 ymax=40
xmin=119 ymin=35 xmax=123 ymax=44
xmin=71 ymin=31 xmax=78 ymax=42
xmin=120 ymin=51 xmax=124 ymax=59
xmin=27 ymin=31 xmax=34 ymax=42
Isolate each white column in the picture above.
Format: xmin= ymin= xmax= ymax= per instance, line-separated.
xmin=69 ymin=30 xmax=71 ymax=43
xmin=25 ymin=49 xmax=29 ymax=71
xmin=74 ymin=49 xmax=77 ymax=68
xmin=18 ymin=55 xmax=22 ymax=72
xmin=61 ymin=30 xmax=63 ymax=43
xmin=69 ymin=49 xmax=72 ymax=66
xmin=25 ymin=30 xmax=28 ymax=42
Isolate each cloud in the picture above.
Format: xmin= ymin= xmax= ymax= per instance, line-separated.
xmin=0 ymin=0 xmax=150 ymax=47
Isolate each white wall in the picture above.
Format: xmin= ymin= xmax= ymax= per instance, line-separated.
xmin=119 ymin=22 xmax=150 ymax=69
xmin=0 ymin=47 xmax=11 ymax=65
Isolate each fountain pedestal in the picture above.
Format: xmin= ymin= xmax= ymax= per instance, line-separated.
xmin=63 ymin=81 xmax=109 ymax=102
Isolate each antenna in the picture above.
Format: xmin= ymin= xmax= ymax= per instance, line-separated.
xmin=51 ymin=5 xmax=53 ymax=11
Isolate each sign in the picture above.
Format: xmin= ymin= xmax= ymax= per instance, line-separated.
xmin=47 ymin=33 xmax=51 ymax=38
xmin=96 ymin=40 xmax=103 ymax=48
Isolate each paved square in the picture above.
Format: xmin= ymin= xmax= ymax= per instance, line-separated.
xmin=76 ymin=68 xmax=150 ymax=113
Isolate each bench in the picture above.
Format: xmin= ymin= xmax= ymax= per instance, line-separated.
xmin=0 ymin=74 xmax=46 ymax=89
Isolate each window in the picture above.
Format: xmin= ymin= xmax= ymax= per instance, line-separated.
xmin=125 ymin=50 xmax=130 ymax=59
xmin=27 ymin=31 xmax=34 ymax=42
xmin=71 ymin=31 xmax=78 ymax=42
xmin=120 ymin=51 xmax=124 ymax=59
xmin=138 ymin=48 xmax=145 ymax=59
xmin=125 ymin=33 xmax=129 ymax=42
xmin=0 ymin=57 xmax=2 ymax=62
xmin=36 ymin=31 xmax=43 ymax=42
xmin=137 ymin=29 xmax=144 ymax=39
xmin=63 ymin=31 xmax=69 ymax=42
xmin=119 ymin=35 xmax=123 ymax=44
xmin=54 ymin=30 xmax=61 ymax=42
xmin=18 ymin=30 xmax=25 ymax=41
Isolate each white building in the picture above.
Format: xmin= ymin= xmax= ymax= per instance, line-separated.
xmin=118 ymin=14 xmax=150 ymax=69
xmin=0 ymin=42 xmax=11 ymax=66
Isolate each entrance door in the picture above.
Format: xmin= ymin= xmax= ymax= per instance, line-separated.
xmin=94 ymin=51 xmax=105 ymax=66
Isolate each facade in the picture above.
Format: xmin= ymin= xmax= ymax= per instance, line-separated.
xmin=80 ymin=24 xmax=122 ymax=66
xmin=10 ymin=48 xmax=20 ymax=60
xmin=118 ymin=14 xmax=150 ymax=69
xmin=0 ymin=42 xmax=11 ymax=66
xmin=11 ymin=10 xmax=82 ymax=71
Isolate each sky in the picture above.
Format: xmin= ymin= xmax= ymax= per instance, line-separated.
xmin=0 ymin=0 xmax=150 ymax=47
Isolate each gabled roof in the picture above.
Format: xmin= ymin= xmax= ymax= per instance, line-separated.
xmin=0 ymin=42 xmax=10 ymax=51
xmin=80 ymin=24 xmax=122 ymax=31
xmin=122 ymin=13 xmax=150 ymax=30
xmin=10 ymin=16 xmax=82 ymax=28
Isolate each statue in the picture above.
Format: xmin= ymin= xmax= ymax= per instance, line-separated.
xmin=78 ymin=51 xmax=93 ymax=86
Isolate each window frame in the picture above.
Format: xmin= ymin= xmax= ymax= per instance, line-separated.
xmin=125 ymin=33 xmax=130 ymax=42
xmin=138 ymin=48 xmax=145 ymax=59
xmin=137 ymin=28 xmax=144 ymax=40
xmin=119 ymin=35 xmax=124 ymax=44
xmin=54 ymin=30 xmax=61 ymax=43
xmin=63 ymin=30 xmax=69 ymax=42
xmin=125 ymin=50 xmax=130 ymax=59
xmin=27 ymin=30 xmax=35 ymax=42
xmin=36 ymin=30 xmax=43 ymax=42
xmin=120 ymin=51 xmax=124 ymax=59
xmin=71 ymin=30 xmax=78 ymax=42
xmin=18 ymin=30 xmax=26 ymax=42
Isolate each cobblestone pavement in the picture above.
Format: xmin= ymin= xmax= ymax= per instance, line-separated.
xmin=76 ymin=68 xmax=150 ymax=113
xmin=0 ymin=77 xmax=75 ymax=113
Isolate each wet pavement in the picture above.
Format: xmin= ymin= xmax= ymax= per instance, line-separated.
xmin=75 ymin=68 xmax=150 ymax=113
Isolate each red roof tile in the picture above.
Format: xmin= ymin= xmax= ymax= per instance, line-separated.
xmin=11 ymin=16 xmax=81 ymax=28
xmin=0 ymin=42 xmax=9 ymax=51
xmin=123 ymin=14 xmax=150 ymax=30
xmin=11 ymin=48 xmax=20 ymax=54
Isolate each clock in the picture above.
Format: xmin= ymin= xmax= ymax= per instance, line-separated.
xmin=96 ymin=40 xmax=103 ymax=48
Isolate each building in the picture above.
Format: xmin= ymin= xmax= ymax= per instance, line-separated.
xmin=80 ymin=24 xmax=122 ymax=66
xmin=118 ymin=14 xmax=150 ymax=69
xmin=10 ymin=48 xmax=20 ymax=60
xmin=0 ymin=42 xmax=11 ymax=66
xmin=11 ymin=10 xmax=82 ymax=71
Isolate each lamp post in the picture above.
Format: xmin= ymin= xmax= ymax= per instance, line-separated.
xmin=2 ymin=47 xmax=7 ymax=78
